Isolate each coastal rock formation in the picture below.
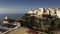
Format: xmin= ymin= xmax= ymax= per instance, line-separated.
xmin=0 ymin=16 xmax=21 ymax=34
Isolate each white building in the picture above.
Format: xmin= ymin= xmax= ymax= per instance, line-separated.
xmin=33 ymin=10 xmax=37 ymax=14
xmin=5 ymin=16 xmax=9 ymax=20
xmin=56 ymin=10 xmax=60 ymax=18
xmin=27 ymin=8 xmax=60 ymax=18
xmin=27 ymin=10 xmax=33 ymax=14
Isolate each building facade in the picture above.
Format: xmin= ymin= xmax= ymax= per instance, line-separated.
xmin=27 ymin=8 xmax=60 ymax=18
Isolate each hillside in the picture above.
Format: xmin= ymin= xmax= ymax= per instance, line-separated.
xmin=19 ymin=8 xmax=60 ymax=34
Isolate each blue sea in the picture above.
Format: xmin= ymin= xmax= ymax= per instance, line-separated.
xmin=0 ymin=14 xmax=25 ymax=19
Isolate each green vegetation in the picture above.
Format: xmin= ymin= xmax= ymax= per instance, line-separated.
xmin=19 ymin=14 xmax=60 ymax=34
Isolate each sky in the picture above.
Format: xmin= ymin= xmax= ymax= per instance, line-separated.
xmin=0 ymin=0 xmax=60 ymax=14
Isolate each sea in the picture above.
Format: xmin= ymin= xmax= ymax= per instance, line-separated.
xmin=0 ymin=13 xmax=25 ymax=19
